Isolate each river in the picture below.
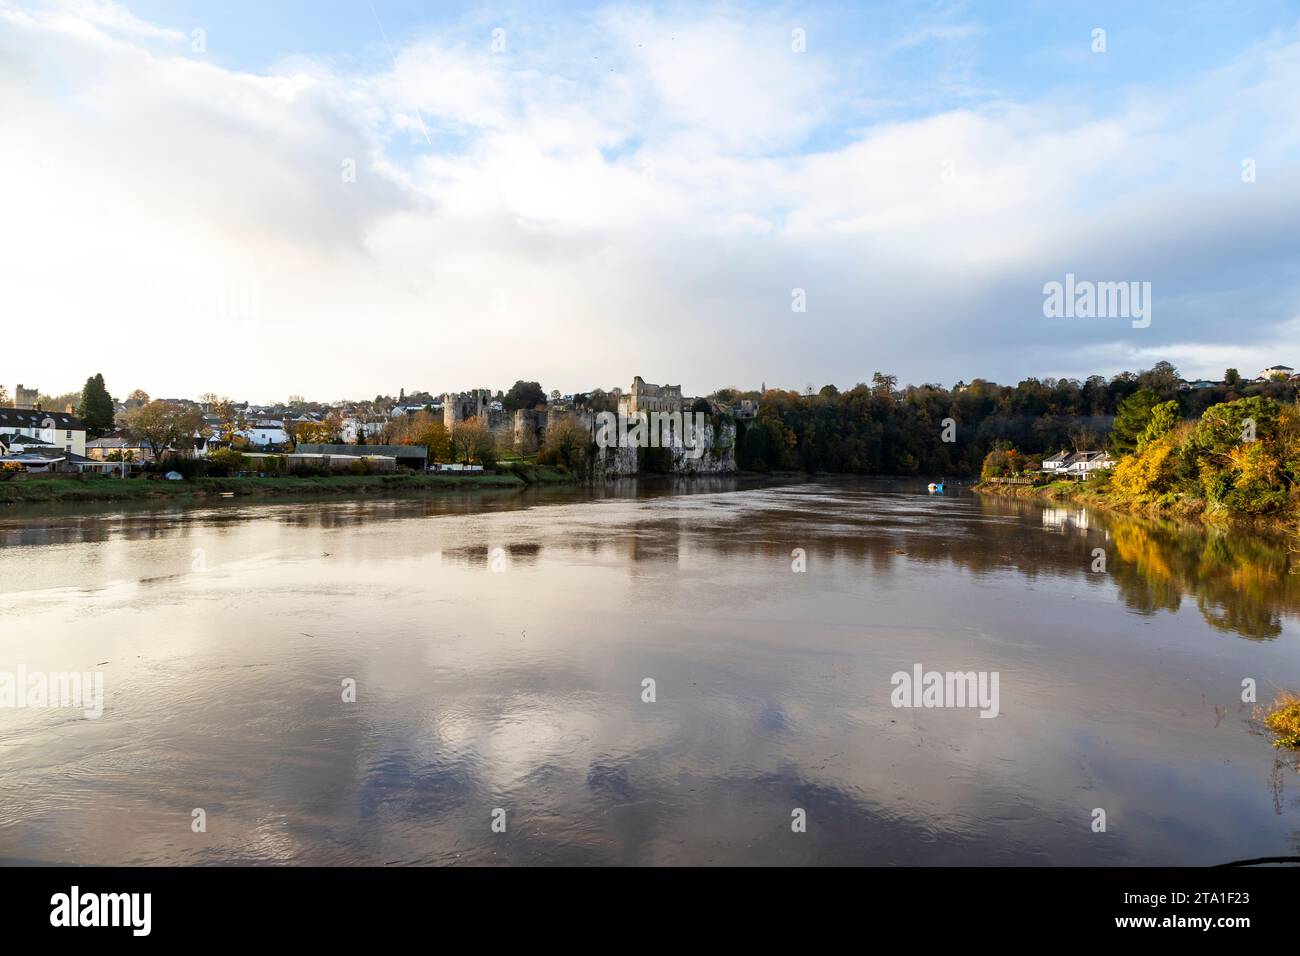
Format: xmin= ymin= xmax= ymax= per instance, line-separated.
xmin=1 ymin=479 xmax=1298 ymax=864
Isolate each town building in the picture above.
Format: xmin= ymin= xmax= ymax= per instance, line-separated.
xmin=0 ymin=407 xmax=86 ymax=457
xmin=342 ymin=418 xmax=387 ymax=443
xmin=13 ymin=384 xmax=39 ymax=410
xmin=85 ymin=435 xmax=155 ymax=463
xmin=1042 ymin=450 xmax=1114 ymax=478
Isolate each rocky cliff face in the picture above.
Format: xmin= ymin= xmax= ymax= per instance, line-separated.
xmin=594 ymin=420 xmax=736 ymax=478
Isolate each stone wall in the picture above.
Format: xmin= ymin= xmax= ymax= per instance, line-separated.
xmin=591 ymin=415 xmax=736 ymax=478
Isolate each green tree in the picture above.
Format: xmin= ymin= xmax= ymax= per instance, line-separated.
xmin=1109 ymin=388 xmax=1160 ymax=456
xmin=125 ymin=400 xmax=206 ymax=461
xmin=78 ymin=373 xmax=116 ymax=438
xmin=537 ymin=416 xmax=593 ymax=474
xmin=503 ymin=380 xmax=546 ymax=411
xmin=1137 ymin=400 xmax=1181 ymax=448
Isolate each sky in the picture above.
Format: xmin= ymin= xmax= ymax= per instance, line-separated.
xmin=3 ymin=0 xmax=1300 ymax=403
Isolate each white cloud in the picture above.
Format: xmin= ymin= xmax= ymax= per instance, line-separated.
xmin=2 ymin=2 xmax=1300 ymax=401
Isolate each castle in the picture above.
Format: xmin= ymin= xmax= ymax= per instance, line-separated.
xmin=14 ymin=384 xmax=39 ymax=410
xmin=439 ymin=377 xmax=736 ymax=476
xmin=441 ymin=388 xmax=553 ymax=455
xmin=620 ymin=376 xmax=683 ymax=416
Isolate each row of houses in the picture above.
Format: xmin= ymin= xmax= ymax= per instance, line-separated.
xmin=1040 ymin=450 xmax=1115 ymax=478
xmin=0 ymin=407 xmax=119 ymax=473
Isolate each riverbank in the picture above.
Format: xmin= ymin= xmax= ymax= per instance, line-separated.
xmin=0 ymin=466 xmax=576 ymax=505
xmin=973 ymin=478 xmax=1298 ymax=532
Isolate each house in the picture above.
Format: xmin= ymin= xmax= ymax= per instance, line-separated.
xmin=295 ymin=443 xmax=428 ymax=469
xmin=342 ymin=418 xmax=387 ymax=443
xmin=389 ymin=404 xmax=433 ymax=418
xmin=0 ymin=449 xmax=118 ymax=474
xmin=193 ymin=434 xmax=231 ymax=458
xmin=237 ymin=419 xmax=290 ymax=447
xmin=0 ymin=432 xmax=56 ymax=455
xmin=0 ymin=408 xmax=86 ymax=457
xmin=0 ymin=451 xmax=66 ymax=473
xmin=1041 ymin=450 xmax=1071 ymax=473
xmin=1061 ymin=451 xmax=1114 ymax=478
xmin=85 ymin=435 xmax=155 ymax=463
xmin=1259 ymin=365 xmax=1294 ymax=381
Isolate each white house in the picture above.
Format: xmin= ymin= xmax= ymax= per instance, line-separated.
xmin=1041 ymin=450 xmax=1071 ymax=474
xmin=1042 ymin=450 xmax=1114 ymax=478
xmin=342 ymin=418 xmax=387 ymax=443
xmin=237 ymin=419 xmax=290 ymax=447
xmin=1259 ymin=364 xmax=1294 ymax=381
xmin=0 ymin=408 xmax=86 ymax=457
xmin=389 ymin=404 xmax=433 ymax=418
xmin=1062 ymin=451 xmax=1114 ymax=477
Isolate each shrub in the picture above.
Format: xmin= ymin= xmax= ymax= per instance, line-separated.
xmin=980 ymin=445 xmax=1024 ymax=479
xmin=1260 ymin=693 xmax=1300 ymax=749
xmin=1110 ymin=435 xmax=1180 ymax=499
xmin=205 ymin=449 xmax=245 ymax=476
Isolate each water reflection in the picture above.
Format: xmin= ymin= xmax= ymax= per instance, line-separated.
xmin=1 ymin=481 xmax=1298 ymax=865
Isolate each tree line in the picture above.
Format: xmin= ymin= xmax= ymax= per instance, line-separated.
xmin=732 ymin=364 xmax=1297 ymax=477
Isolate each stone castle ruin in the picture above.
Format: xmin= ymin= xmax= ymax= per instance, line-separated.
xmin=440 ymin=377 xmax=736 ymax=477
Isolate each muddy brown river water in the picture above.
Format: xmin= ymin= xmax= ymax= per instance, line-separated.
xmin=1 ymin=479 xmax=1298 ymax=864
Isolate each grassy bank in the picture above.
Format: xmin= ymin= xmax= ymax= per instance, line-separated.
xmin=975 ymin=395 xmax=1300 ymax=533
xmin=0 ymin=471 xmax=563 ymax=505
xmin=497 ymin=463 xmax=577 ymax=485
xmin=973 ymin=477 xmax=1299 ymax=532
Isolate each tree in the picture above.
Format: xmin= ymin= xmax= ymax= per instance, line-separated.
xmin=1223 ymin=369 xmax=1241 ymax=389
xmin=980 ymin=444 xmax=1025 ymax=479
xmin=410 ymin=416 xmax=451 ymax=463
xmin=503 ymin=380 xmax=546 ymax=411
xmin=1138 ymin=400 xmax=1180 ymax=449
xmin=537 ymin=416 xmax=593 ymax=474
xmin=292 ymin=419 xmax=336 ymax=445
xmin=1109 ymin=388 xmax=1160 ymax=456
xmin=78 ymin=374 xmax=116 ymax=438
xmin=211 ymin=399 xmax=246 ymax=444
xmin=871 ymin=372 xmax=898 ymax=399
xmin=128 ymin=389 xmax=151 ymax=406
xmin=1136 ymin=361 xmax=1181 ymax=400
xmin=126 ymin=401 xmax=206 ymax=461
xmin=450 ymin=416 xmax=497 ymax=466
